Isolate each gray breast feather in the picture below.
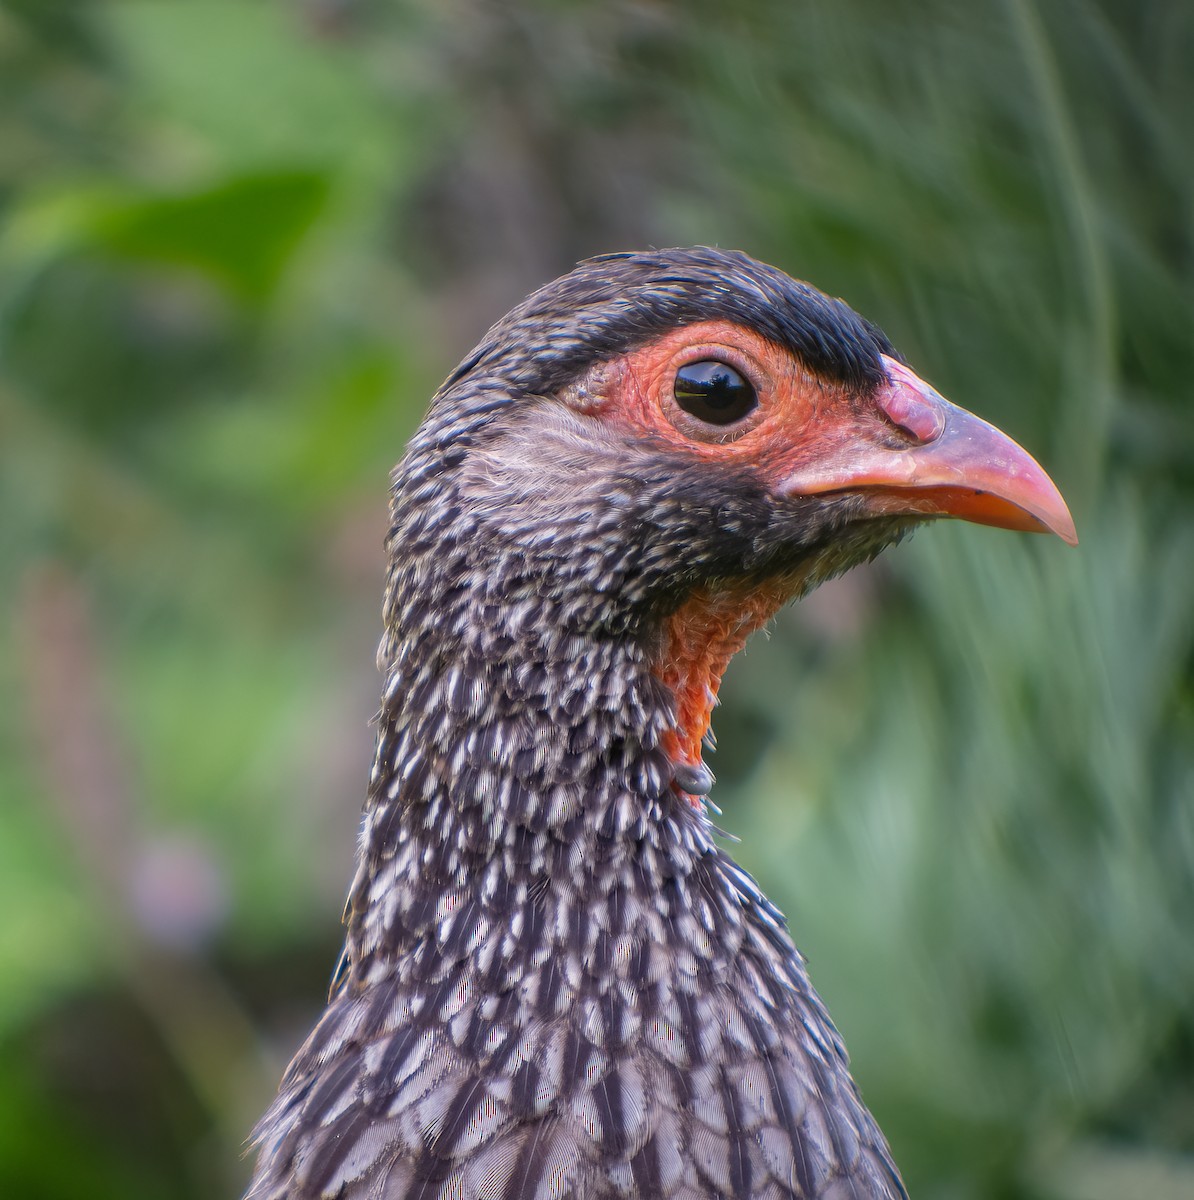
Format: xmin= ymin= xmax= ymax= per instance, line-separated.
xmin=246 ymin=957 xmax=904 ymax=1200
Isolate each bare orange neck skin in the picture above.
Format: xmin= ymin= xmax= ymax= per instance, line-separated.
xmin=652 ymin=576 xmax=803 ymax=807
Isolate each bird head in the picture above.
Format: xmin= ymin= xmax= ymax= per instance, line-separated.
xmin=384 ymin=247 xmax=1075 ymax=800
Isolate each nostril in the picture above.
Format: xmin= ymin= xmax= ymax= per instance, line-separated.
xmin=876 ymin=374 xmax=946 ymax=445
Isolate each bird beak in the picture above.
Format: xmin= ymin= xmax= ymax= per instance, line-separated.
xmin=782 ymin=357 xmax=1078 ymax=545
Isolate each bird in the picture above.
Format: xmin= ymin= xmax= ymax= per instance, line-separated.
xmin=245 ymin=246 xmax=1076 ymax=1200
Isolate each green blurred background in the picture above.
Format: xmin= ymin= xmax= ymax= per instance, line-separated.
xmin=2 ymin=1 xmax=1191 ymax=1197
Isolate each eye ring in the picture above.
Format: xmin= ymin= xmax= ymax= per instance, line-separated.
xmin=673 ymin=359 xmax=759 ymax=428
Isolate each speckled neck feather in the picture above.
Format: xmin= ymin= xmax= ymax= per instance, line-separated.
xmin=247 ymin=248 xmax=908 ymax=1200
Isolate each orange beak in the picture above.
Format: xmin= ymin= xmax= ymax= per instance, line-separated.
xmin=783 ymin=357 xmax=1078 ymax=545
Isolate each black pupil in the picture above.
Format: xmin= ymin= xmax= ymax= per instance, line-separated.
xmin=673 ymin=360 xmax=757 ymax=426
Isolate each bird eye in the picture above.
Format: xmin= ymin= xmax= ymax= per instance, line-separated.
xmin=673 ymin=360 xmax=758 ymax=426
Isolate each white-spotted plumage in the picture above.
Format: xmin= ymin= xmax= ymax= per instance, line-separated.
xmin=246 ymin=249 xmax=915 ymax=1200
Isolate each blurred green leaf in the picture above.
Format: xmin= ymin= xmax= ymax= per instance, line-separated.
xmin=89 ymin=169 xmax=333 ymax=303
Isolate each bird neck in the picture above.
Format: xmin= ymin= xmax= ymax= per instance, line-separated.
xmin=341 ymin=577 xmax=781 ymax=984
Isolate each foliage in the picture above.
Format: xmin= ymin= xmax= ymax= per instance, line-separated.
xmin=1 ymin=1 xmax=1190 ymax=1196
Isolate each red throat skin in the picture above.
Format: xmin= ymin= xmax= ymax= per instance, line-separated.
xmin=653 ymin=576 xmax=803 ymax=808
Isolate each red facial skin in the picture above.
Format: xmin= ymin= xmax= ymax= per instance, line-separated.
xmin=654 ymin=579 xmax=800 ymax=796
xmin=589 ymin=319 xmax=1077 ymax=805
